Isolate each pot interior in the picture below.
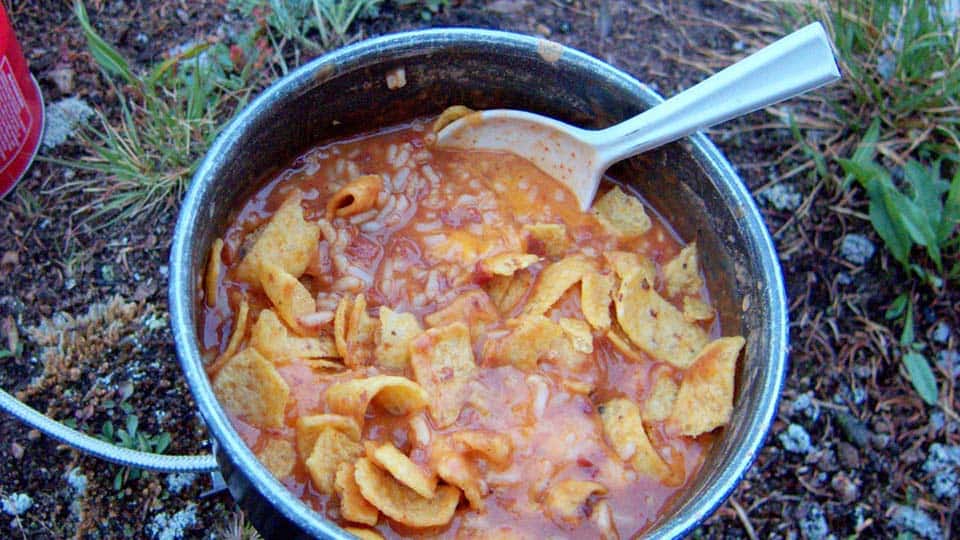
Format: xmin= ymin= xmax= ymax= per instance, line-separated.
xmin=173 ymin=29 xmax=786 ymax=539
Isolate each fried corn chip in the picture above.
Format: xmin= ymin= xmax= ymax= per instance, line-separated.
xmin=480 ymin=252 xmax=540 ymax=277
xmin=604 ymin=251 xmax=656 ymax=285
xmin=559 ymin=317 xmax=594 ymax=354
xmin=222 ymin=298 xmax=249 ymax=364
xmin=212 ymin=348 xmax=289 ymax=429
xmin=326 ymin=376 xmax=428 ymax=427
xmin=236 ymin=191 xmax=319 ymax=283
xmin=334 ymin=295 xmax=351 ymax=358
xmin=432 ymin=447 xmax=485 ymax=511
xmin=683 ymin=296 xmax=715 ymax=323
xmin=614 ymin=272 xmax=708 ymax=369
xmin=206 ymin=298 xmax=251 ymax=379
xmin=345 ymin=294 xmax=378 ymax=368
xmin=605 ymin=327 xmax=647 ymax=364
xmin=424 ymin=289 xmax=499 ymax=340
xmin=375 ymin=307 xmax=422 ymax=370
xmin=591 ymin=500 xmax=619 ymax=540
xmin=544 ymin=480 xmax=607 ymax=527
xmin=433 ymin=105 xmax=475 ymax=133
xmin=305 ymin=427 xmax=363 ymax=494
xmin=343 ymin=527 xmax=384 ymax=540
xmin=642 ymin=369 xmax=679 ymax=423
xmin=336 ymin=462 xmax=379 ymax=526
xmin=205 ymin=238 xmax=224 ymax=308
xmin=368 ymin=442 xmax=437 ymax=498
xmin=599 ymin=398 xmax=671 ymax=482
xmin=327 ymin=174 xmax=383 ymax=221
xmin=668 ymin=336 xmax=744 ymax=436
xmin=250 ymin=309 xmax=338 ymax=362
xmin=592 ymin=186 xmax=652 ymax=238
xmin=664 ymin=243 xmax=704 ymax=298
xmin=296 ymin=414 xmax=361 ymax=460
xmin=354 ymin=457 xmax=460 ymax=528
xmin=260 ymin=261 xmax=316 ymax=335
xmin=486 ymin=269 xmax=533 ymax=315
xmin=410 ymin=322 xmax=478 ymax=428
xmin=581 ymin=271 xmax=615 ymax=331
xmin=451 ymin=430 xmax=513 ymax=466
xmin=522 ymin=255 xmax=596 ymax=316
xmin=523 ymin=223 xmax=568 ymax=258
xmin=257 ymin=438 xmax=296 ymax=480
xmin=483 ymin=314 xmax=585 ymax=371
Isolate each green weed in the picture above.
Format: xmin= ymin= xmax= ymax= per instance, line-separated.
xmin=99 ymin=412 xmax=172 ymax=490
xmin=885 ymin=293 xmax=938 ymax=405
xmin=48 ymin=1 xmax=260 ymax=228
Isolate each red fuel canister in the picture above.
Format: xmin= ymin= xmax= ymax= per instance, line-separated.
xmin=0 ymin=4 xmax=43 ymax=198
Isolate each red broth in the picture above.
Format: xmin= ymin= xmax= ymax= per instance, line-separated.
xmin=200 ymin=117 xmax=723 ymax=539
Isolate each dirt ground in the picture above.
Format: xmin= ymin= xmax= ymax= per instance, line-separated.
xmin=1 ymin=0 xmax=957 ymax=539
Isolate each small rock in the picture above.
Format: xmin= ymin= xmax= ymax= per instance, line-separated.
xmin=1 ymin=493 xmax=33 ymax=516
xmin=41 ymin=97 xmax=95 ymax=150
xmin=870 ymin=433 xmax=890 ymax=450
xmin=732 ymin=40 xmax=746 ymax=51
xmin=889 ymin=504 xmax=942 ymax=540
xmin=831 ymin=472 xmax=858 ymax=503
xmin=796 ymin=501 xmax=831 ymax=540
xmin=65 ymin=467 xmax=88 ymax=495
xmin=148 ymin=503 xmax=198 ymax=540
xmin=929 ymin=411 xmax=945 ymax=432
xmin=26 ymin=429 xmax=40 ymax=441
xmin=937 ymin=350 xmax=959 ymax=379
xmin=9 ymin=442 xmax=23 ymax=460
xmin=558 ymin=21 xmax=571 ymax=34
xmin=165 ymin=472 xmax=197 ymax=495
xmin=837 ymin=441 xmax=860 ymax=469
xmin=834 ymin=411 xmax=871 ymax=448
xmin=839 ymin=234 xmax=875 ymax=265
xmin=791 ymin=392 xmax=820 ymax=421
xmin=931 ymin=321 xmax=951 ymax=343
xmin=779 ymin=424 xmax=813 ymax=454
xmin=922 ymin=443 xmax=960 ymax=500
xmin=535 ymin=23 xmax=551 ymax=36
xmin=836 ymin=272 xmax=853 ymax=285
xmin=759 ymin=183 xmax=802 ymax=211
xmin=47 ymin=66 xmax=74 ymax=94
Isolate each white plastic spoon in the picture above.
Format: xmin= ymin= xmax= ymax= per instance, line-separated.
xmin=436 ymin=22 xmax=841 ymax=211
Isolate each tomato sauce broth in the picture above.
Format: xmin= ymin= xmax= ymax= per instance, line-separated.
xmin=202 ymin=117 xmax=720 ymax=539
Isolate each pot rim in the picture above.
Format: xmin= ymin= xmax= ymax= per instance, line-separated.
xmin=170 ymin=27 xmax=788 ymax=540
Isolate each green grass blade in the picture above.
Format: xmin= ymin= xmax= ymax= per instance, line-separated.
xmin=74 ymin=0 xmax=135 ymax=84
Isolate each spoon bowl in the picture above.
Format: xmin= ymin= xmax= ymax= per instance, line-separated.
xmin=437 ymin=22 xmax=840 ymax=210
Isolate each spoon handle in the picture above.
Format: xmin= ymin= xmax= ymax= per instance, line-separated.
xmin=593 ymin=22 xmax=840 ymax=165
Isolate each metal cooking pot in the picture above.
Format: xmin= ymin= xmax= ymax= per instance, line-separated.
xmin=169 ymin=29 xmax=788 ymax=539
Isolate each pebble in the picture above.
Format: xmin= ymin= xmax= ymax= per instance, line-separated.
xmin=834 ymin=411 xmax=871 ymax=449
xmin=830 ymin=472 xmax=858 ymax=503
xmin=922 ymin=443 xmax=960 ymax=500
xmin=41 ymin=97 xmax=95 ymax=150
xmin=839 ymin=234 xmax=875 ymax=265
xmin=65 ymin=467 xmax=88 ymax=495
xmin=1 ymin=493 xmax=33 ymax=516
xmin=9 ymin=442 xmax=23 ymax=460
xmin=931 ymin=321 xmax=951 ymax=343
xmin=796 ymin=501 xmax=831 ymax=540
xmin=47 ymin=66 xmax=74 ymax=94
xmin=791 ymin=392 xmax=820 ymax=421
xmin=837 ymin=441 xmax=860 ymax=469
xmin=889 ymin=504 xmax=942 ymax=540
xmin=148 ymin=503 xmax=198 ymax=540
xmin=937 ymin=350 xmax=959 ymax=379
xmin=165 ymin=472 xmax=198 ymax=495
xmin=779 ymin=424 xmax=813 ymax=454
xmin=759 ymin=183 xmax=802 ymax=211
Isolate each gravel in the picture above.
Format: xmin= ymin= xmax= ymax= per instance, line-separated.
xmin=779 ymin=424 xmax=813 ymax=454
xmin=796 ymin=501 xmax=831 ymax=540
xmin=839 ymin=234 xmax=876 ymax=265
xmin=148 ymin=503 xmax=198 ymax=540
xmin=758 ymin=183 xmax=802 ymax=211
xmin=889 ymin=504 xmax=943 ymax=540
xmin=922 ymin=443 xmax=960 ymax=500
xmin=40 ymin=97 xmax=95 ymax=150
xmin=1 ymin=493 xmax=33 ymax=516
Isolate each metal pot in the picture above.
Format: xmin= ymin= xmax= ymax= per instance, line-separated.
xmin=169 ymin=29 xmax=788 ymax=539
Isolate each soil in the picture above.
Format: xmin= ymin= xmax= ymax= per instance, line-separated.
xmin=1 ymin=0 xmax=957 ymax=539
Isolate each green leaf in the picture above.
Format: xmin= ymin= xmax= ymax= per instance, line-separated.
xmin=114 ymin=470 xmax=124 ymax=491
xmin=126 ymin=414 xmax=139 ymax=437
xmin=862 ymin=179 xmax=913 ymax=267
xmin=153 ymin=432 xmax=172 ymax=455
xmin=940 ymin=168 xmax=960 ymax=243
xmin=885 ymin=294 xmax=908 ymax=319
xmin=841 ymin=119 xmax=881 ymax=189
xmin=74 ymin=1 xmax=134 ymax=84
xmin=900 ymin=301 xmax=914 ymax=346
xmin=102 ymin=421 xmax=114 ymax=441
xmin=903 ymin=352 xmax=938 ymax=405
xmin=0 ymin=349 xmax=12 ymax=359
